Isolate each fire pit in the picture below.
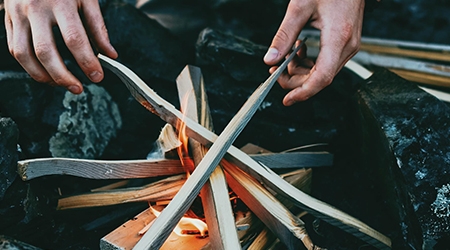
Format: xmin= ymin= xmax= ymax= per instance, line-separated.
xmin=1 ymin=0 xmax=450 ymax=249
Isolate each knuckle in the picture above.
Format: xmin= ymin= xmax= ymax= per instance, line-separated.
xmin=8 ymin=46 xmax=15 ymax=57
xmin=26 ymin=0 xmax=42 ymax=11
xmin=30 ymin=73 xmax=51 ymax=83
xmin=274 ymin=28 xmax=290 ymax=44
xmin=52 ymin=75 xmax=68 ymax=86
xmin=79 ymin=57 xmax=98 ymax=71
xmin=317 ymin=69 xmax=335 ymax=86
xmin=13 ymin=46 xmax=28 ymax=61
xmin=34 ymin=42 xmax=52 ymax=61
xmin=64 ymin=29 xmax=86 ymax=49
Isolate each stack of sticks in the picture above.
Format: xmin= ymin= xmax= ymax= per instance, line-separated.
xmin=18 ymin=50 xmax=392 ymax=249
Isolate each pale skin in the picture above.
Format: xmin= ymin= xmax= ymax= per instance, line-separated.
xmin=4 ymin=0 xmax=364 ymax=103
xmin=4 ymin=0 xmax=118 ymax=94
xmin=264 ymin=0 xmax=365 ymax=106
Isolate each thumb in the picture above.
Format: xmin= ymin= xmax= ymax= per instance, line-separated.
xmin=264 ymin=2 xmax=311 ymax=65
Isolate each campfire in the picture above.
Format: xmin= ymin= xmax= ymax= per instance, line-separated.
xmin=2 ymin=1 xmax=450 ymax=249
xmin=16 ymin=52 xmax=391 ymax=250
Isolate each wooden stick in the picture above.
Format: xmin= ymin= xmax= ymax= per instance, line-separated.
xmin=224 ymin=162 xmax=314 ymax=250
xmin=17 ymin=151 xmax=332 ymax=182
xmin=99 ymin=51 xmax=391 ymax=249
xmin=304 ymin=30 xmax=450 ymax=89
xmin=177 ymin=65 xmax=240 ymax=249
xmin=91 ymin=180 xmax=130 ymax=192
xmin=17 ymin=158 xmax=185 ymax=181
xmin=388 ymin=68 xmax=450 ymax=89
xmin=57 ymin=174 xmax=185 ymax=210
xmin=132 ymin=40 xmax=305 ymax=250
xmin=345 ymin=59 xmax=450 ymax=103
xmin=301 ymin=29 xmax=450 ymax=62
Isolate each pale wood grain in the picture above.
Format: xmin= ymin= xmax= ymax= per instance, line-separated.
xmin=18 ymin=158 xmax=185 ymax=181
xmin=57 ymin=175 xmax=185 ymax=210
xmin=224 ymin=163 xmax=314 ymax=250
xmin=100 ymin=206 xmax=209 ymax=250
xmin=177 ymin=65 xmax=240 ymax=250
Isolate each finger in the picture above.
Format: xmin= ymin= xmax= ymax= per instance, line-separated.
xmin=11 ymin=18 xmax=53 ymax=83
xmin=264 ymin=2 xmax=312 ymax=65
xmin=287 ymin=27 xmax=353 ymax=103
xmin=54 ymin=3 xmax=104 ymax=83
xmin=283 ymin=79 xmax=322 ymax=106
xmin=4 ymin=12 xmax=14 ymax=55
xmin=279 ymin=68 xmax=312 ymax=91
xmin=81 ymin=0 xmax=118 ymax=59
xmin=28 ymin=12 xmax=83 ymax=94
xmin=287 ymin=56 xmax=313 ymax=74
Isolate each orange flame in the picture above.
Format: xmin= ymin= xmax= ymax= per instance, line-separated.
xmin=143 ymin=206 xmax=208 ymax=237
xmin=177 ymin=91 xmax=195 ymax=174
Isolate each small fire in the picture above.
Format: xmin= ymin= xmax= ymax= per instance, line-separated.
xmin=140 ymin=206 xmax=208 ymax=237
xmin=177 ymin=91 xmax=196 ymax=174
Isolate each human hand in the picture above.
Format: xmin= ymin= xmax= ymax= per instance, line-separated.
xmin=4 ymin=0 xmax=118 ymax=94
xmin=264 ymin=0 xmax=365 ymax=106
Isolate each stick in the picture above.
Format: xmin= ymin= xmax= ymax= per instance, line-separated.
xmin=57 ymin=175 xmax=185 ymax=210
xmin=17 ymin=151 xmax=332 ymax=181
xmin=17 ymin=158 xmax=185 ymax=181
xmin=99 ymin=45 xmax=391 ymax=249
xmin=224 ymin=163 xmax=314 ymax=250
xmin=301 ymin=29 xmax=450 ymax=62
xmin=176 ymin=65 xmax=240 ymax=249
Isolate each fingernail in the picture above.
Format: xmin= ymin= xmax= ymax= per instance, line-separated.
xmin=285 ymin=98 xmax=295 ymax=106
xmin=90 ymin=71 xmax=103 ymax=82
xmin=264 ymin=47 xmax=279 ymax=62
xmin=109 ymin=44 xmax=118 ymax=56
xmin=68 ymin=85 xmax=81 ymax=94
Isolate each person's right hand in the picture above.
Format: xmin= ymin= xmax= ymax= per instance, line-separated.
xmin=4 ymin=0 xmax=118 ymax=94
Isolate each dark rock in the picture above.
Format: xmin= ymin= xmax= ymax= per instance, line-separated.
xmin=103 ymin=1 xmax=193 ymax=83
xmin=48 ymin=84 xmax=122 ymax=159
xmin=353 ymin=69 xmax=450 ymax=248
xmin=0 ymin=117 xmax=18 ymax=200
xmin=0 ymin=235 xmax=41 ymax=250
xmin=196 ymin=28 xmax=268 ymax=82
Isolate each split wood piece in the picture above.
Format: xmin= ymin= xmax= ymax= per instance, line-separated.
xmin=17 ymin=158 xmax=185 ymax=181
xmin=177 ymin=65 xmax=240 ymax=249
xmin=302 ymin=29 xmax=450 ymax=63
xmin=224 ymin=162 xmax=314 ymax=250
xmin=57 ymin=174 xmax=185 ymax=210
xmin=239 ymin=144 xmax=315 ymax=249
xmin=158 ymin=127 xmax=333 ymax=169
xmin=333 ymin=46 xmax=450 ymax=80
xmin=17 ymin=151 xmax=332 ymax=182
xmin=100 ymin=206 xmax=209 ymax=250
xmin=303 ymin=31 xmax=450 ymax=89
xmin=247 ymin=228 xmax=278 ymax=250
xmin=98 ymin=52 xmax=391 ymax=249
xmin=91 ymin=180 xmax=130 ymax=192
xmin=388 ymin=68 xmax=450 ymax=89
xmin=132 ymin=41 xmax=304 ymax=250
xmin=345 ymin=58 xmax=450 ymax=104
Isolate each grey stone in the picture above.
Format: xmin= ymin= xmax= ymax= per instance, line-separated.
xmin=354 ymin=69 xmax=450 ymax=249
xmin=49 ymin=84 xmax=122 ymax=159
